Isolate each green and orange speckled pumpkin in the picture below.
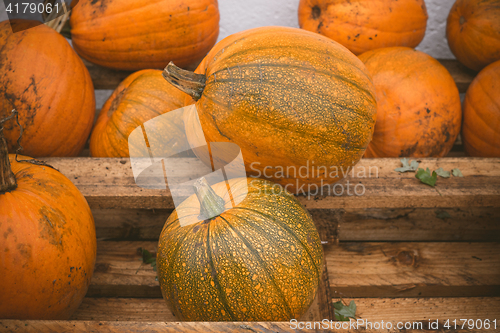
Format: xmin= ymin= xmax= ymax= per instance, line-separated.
xmin=70 ymin=0 xmax=220 ymax=71
xmin=163 ymin=26 xmax=377 ymax=193
xmin=446 ymin=0 xmax=500 ymax=71
xmin=298 ymin=0 xmax=428 ymax=55
xmin=90 ymin=70 xmax=188 ymax=157
xmin=462 ymin=60 xmax=500 ymax=157
xmin=359 ymin=47 xmax=462 ymax=158
xmin=0 ymin=113 xmax=96 ymax=319
xmin=157 ymin=177 xmax=324 ymax=321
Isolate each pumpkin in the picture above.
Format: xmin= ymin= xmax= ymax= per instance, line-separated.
xmin=157 ymin=177 xmax=324 ymax=321
xmin=0 ymin=20 xmax=95 ymax=157
xmin=70 ymin=0 xmax=220 ymax=71
xmin=90 ymin=70 xmax=188 ymax=157
xmin=446 ymin=0 xmax=500 ymax=71
xmin=359 ymin=47 xmax=462 ymax=158
xmin=0 ymin=113 xmax=96 ymax=319
xmin=163 ymin=26 xmax=377 ymax=193
xmin=462 ymin=60 xmax=500 ymax=157
xmin=298 ymin=0 xmax=428 ymax=55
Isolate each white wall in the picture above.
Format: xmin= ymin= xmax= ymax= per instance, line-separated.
xmin=1 ymin=0 xmax=455 ymax=59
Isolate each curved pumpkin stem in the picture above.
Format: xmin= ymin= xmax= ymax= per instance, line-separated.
xmin=0 ymin=110 xmax=18 ymax=193
xmin=193 ymin=177 xmax=225 ymax=219
xmin=163 ymin=62 xmax=206 ymax=101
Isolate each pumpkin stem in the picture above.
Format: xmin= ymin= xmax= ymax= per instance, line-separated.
xmin=0 ymin=110 xmax=18 ymax=193
xmin=193 ymin=177 xmax=226 ymax=219
xmin=163 ymin=62 xmax=206 ymax=101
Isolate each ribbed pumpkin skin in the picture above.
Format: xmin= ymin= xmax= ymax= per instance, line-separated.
xmin=189 ymin=26 xmax=377 ymax=193
xmin=360 ymin=47 xmax=462 ymax=158
xmin=298 ymin=0 xmax=428 ymax=55
xmin=0 ymin=20 xmax=95 ymax=157
xmin=70 ymin=0 xmax=220 ymax=71
xmin=0 ymin=155 xmax=96 ymax=319
xmin=446 ymin=0 xmax=500 ymax=71
xmin=157 ymin=178 xmax=324 ymax=321
xmin=462 ymin=60 xmax=500 ymax=157
xmin=90 ymin=70 xmax=188 ymax=157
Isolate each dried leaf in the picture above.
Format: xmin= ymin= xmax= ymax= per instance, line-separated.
xmin=435 ymin=168 xmax=451 ymax=178
xmin=452 ymin=168 xmax=464 ymax=177
xmin=395 ymin=158 xmax=420 ymax=173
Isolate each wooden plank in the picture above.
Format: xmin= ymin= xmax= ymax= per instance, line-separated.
xmin=43 ymin=157 xmax=500 ymax=210
xmin=327 ymin=242 xmax=500 ymax=298
xmin=70 ymin=297 xmax=500 ymax=329
xmin=92 ymin=207 xmax=500 ymax=243
xmin=0 ymin=319 xmax=488 ymax=332
xmin=86 ymin=59 xmax=475 ymax=93
xmin=88 ymin=241 xmax=500 ymax=299
xmin=439 ymin=59 xmax=477 ymax=93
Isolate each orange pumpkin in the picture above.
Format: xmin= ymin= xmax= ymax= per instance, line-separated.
xmin=163 ymin=26 xmax=377 ymax=193
xmin=462 ymin=60 xmax=500 ymax=157
xmin=90 ymin=70 xmax=188 ymax=157
xmin=359 ymin=47 xmax=462 ymax=158
xmin=0 ymin=113 xmax=96 ymax=319
xmin=298 ymin=0 xmax=428 ymax=55
xmin=446 ymin=0 xmax=500 ymax=71
xmin=0 ymin=20 xmax=95 ymax=157
xmin=70 ymin=0 xmax=220 ymax=71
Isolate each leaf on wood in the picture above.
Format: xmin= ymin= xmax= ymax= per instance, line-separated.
xmin=333 ymin=300 xmax=356 ymax=321
xmin=416 ymin=168 xmax=437 ymax=187
xmin=435 ymin=210 xmax=451 ymax=219
xmin=452 ymin=168 xmax=464 ymax=177
xmin=139 ymin=248 xmax=157 ymax=272
xmin=435 ymin=168 xmax=451 ymax=178
xmin=395 ymin=158 xmax=420 ymax=173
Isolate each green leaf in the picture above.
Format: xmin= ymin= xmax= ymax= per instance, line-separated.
xmin=435 ymin=210 xmax=451 ymax=219
xmin=140 ymin=248 xmax=157 ymax=272
xmin=452 ymin=168 xmax=464 ymax=177
xmin=333 ymin=300 xmax=356 ymax=321
xmin=416 ymin=168 xmax=437 ymax=187
xmin=395 ymin=158 xmax=420 ymax=173
xmin=435 ymin=168 xmax=451 ymax=178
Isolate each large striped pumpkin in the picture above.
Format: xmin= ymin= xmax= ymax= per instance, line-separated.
xmin=163 ymin=26 xmax=377 ymax=193
xmin=70 ymin=0 xmax=220 ymax=71
xmin=157 ymin=177 xmax=324 ymax=321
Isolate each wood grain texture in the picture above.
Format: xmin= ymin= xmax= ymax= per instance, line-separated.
xmin=43 ymin=157 xmax=500 ymax=210
xmin=327 ymin=242 xmax=500 ymax=298
xmin=70 ymin=297 xmax=500 ymax=327
xmin=0 ymin=318 xmax=490 ymax=332
xmin=87 ymin=241 xmax=500 ymax=299
xmin=91 ymin=207 xmax=500 ymax=243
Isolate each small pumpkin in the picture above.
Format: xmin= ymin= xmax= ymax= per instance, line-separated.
xmin=90 ymin=70 xmax=188 ymax=157
xmin=359 ymin=47 xmax=462 ymax=158
xmin=0 ymin=20 xmax=95 ymax=157
xmin=163 ymin=26 xmax=377 ymax=193
xmin=0 ymin=112 xmax=96 ymax=319
xmin=298 ymin=0 xmax=428 ymax=55
xmin=462 ymin=60 xmax=500 ymax=157
xmin=157 ymin=177 xmax=324 ymax=321
xmin=70 ymin=0 xmax=220 ymax=71
xmin=446 ymin=0 xmax=500 ymax=71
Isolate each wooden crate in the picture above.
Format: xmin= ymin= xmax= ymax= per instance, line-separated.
xmin=1 ymin=60 xmax=500 ymax=333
